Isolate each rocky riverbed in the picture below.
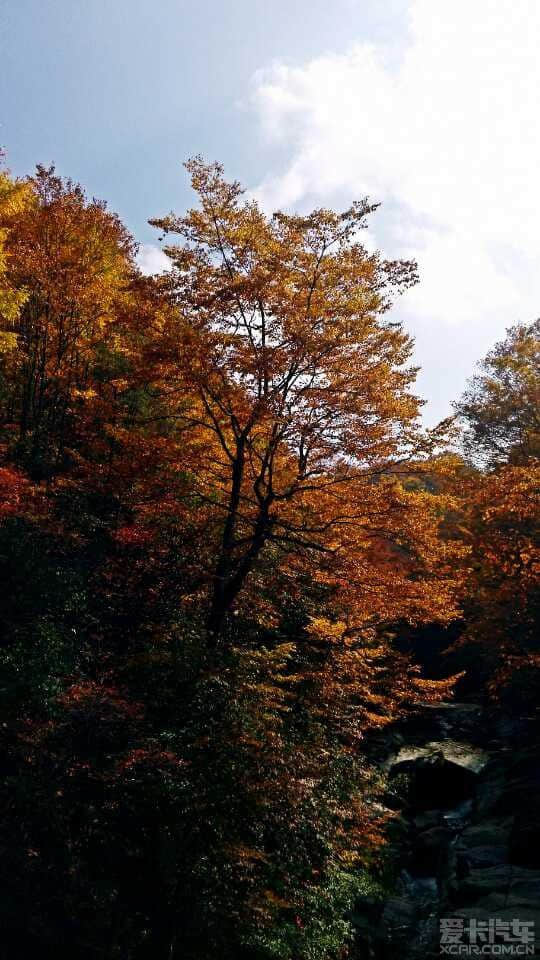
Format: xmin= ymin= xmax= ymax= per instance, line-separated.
xmin=353 ymin=702 xmax=540 ymax=958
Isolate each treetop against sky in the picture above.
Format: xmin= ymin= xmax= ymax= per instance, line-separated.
xmin=2 ymin=0 xmax=539 ymax=423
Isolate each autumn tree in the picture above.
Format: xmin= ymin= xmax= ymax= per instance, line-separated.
xmin=452 ymin=321 xmax=539 ymax=701
xmin=451 ymin=465 xmax=539 ymax=702
xmin=0 ymin=166 xmax=135 ymax=479
xmin=150 ymin=158 xmax=459 ymax=641
xmin=0 ymin=156 xmax=466 ymax=960
xmin=454 ymin=318 xmax=540 ymax=468
xmin=0 ymin=161 xmax=33 ymax=342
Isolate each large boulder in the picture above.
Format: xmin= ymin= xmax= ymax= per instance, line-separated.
xmin=388 ymin=741 xmax=488 ymax=812
xmin=415 ymin=826 xmax=452 ymax=875
xmin=460 ymin=864 xmax=540 ymax=899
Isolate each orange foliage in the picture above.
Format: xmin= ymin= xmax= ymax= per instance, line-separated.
xmin=146 ymin=159 xmax=462 ymax=640
xmin=456 ymin=463 xmax=539 ymax=699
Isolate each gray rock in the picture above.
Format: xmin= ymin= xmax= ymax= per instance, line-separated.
xmin=380 ymin=896 xmax=418 ymax=931
xmin=509 ymin=807 xmax=540 ymax=868
xmin=389 ymin=742 xmax=489 ymax=812
xmin=459 ymin=818 xmax=513 ymax=847
xmin=457 ymin=845 xmax=508 ymax=868
xmin=509 ymin=873 xmax=540 ymax=902
xmin=475 ymin=768 xmax=507 ymax=816
xmin=461 ymin=864 xmax=540 ymax=898
xmin=461 ymin=864 xmax=515 ymax=895
xmin=470 ymin=893 xmax=509 ymax=911
xmin=415 ymin=826 xmax=452 ymax=874
xmin=442 ymin=798 xmax=473 ymax=828
xmin=450 ymin=905 xmax=540 ymax=934
xmin=390 ymin=740 xmax=488 ymax=775
xmin=413 ymin=810 xmax=442 ymax=831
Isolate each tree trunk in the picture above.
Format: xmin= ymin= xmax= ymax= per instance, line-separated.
xmin=206 ymin=492 xmax=273 ymax=644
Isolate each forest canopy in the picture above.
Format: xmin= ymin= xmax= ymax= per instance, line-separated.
xmin=0 ymin=157 xmax=538 ymax=960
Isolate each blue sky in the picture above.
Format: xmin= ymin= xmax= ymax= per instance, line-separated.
xmin=2 ymin=0 xmax=538 ymax=422
xmin=1 ymin=0 xmax=405 ymax=240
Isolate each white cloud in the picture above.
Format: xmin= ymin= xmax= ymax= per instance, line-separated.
xmin=137 ymin=244 xmax=171 ymax=276
xmin=249 ymin=0 xmax=540 ymax=421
